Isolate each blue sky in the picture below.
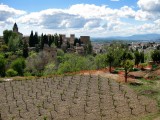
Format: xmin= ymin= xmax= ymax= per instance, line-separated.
xmin=1 ymin=0 xmax=138 ymax=11
xmin=0 ymin=0 xmax=160 ymax=37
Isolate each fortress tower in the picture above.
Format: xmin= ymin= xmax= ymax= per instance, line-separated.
xmin=13 ymin=23 xmax=18 ymax=33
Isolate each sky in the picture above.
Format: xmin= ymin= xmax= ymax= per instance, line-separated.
xmin=0 ymin=0 xmax=160 ymax=37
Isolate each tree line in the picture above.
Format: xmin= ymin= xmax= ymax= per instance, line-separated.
xmin=1 ymin=29 xmax=160 ymax=82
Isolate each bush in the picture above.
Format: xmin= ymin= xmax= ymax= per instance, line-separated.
xmin=24 ymin=72 xmax=32 ymax=77
xmin=43 ymin=62 xmax=56 ymax=75
xmin=6 ymin=69 xmax=18 ymax=77
xmin=11 ymin=58 xmax=25 ymax=76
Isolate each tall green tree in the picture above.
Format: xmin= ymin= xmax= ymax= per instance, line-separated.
xmin=48 ymin=35 xmax=54 ymax=47
xmin=3 ymin=30 xmax=12 ymax=44
xmin=121 ymin=51 xmax=134 ymax=82
xmin=121 ymin=59 xmax=134 ymax=83
xmin=29 ymin=31 xmax=34 ymax=47
xmin=40 ymin=33 xmax=44 ymax=49
xmin=8 ymin=33 xmax=21 ymax=52
xmin=105 ymin=42 xmax=125 ymax=73
xmin=43 ymin=34 xmax=48 ymax=44
xmin=23 ymin=39 xmax=29 ymax=58
xmin=54 ymin=33 xmax=59 ymax=47
xmin=106 ymin=52 xmax=114 ymax=73
xmin=34 ymin=32 xmax=39 ymax=45
xmin=134 ymin=50 xmax=141 ymax=67
xmin=58 ymin=35 xmax=63 ymax=48
xmin=140 ymin=51 xmax=145 ymax=63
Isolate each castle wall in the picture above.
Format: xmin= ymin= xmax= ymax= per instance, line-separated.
xmin=80 ymin=36 xmax=90 ymax=44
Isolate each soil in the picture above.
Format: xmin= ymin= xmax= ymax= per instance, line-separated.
xmin=0 ymin=73 xmax=158 ymax=120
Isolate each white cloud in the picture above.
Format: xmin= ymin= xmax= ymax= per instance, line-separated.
xmin=1 ymin=3 xmax=160 ymax=37
xmin=138 ymin=0 xmax=160 ymax=12
xmin=136 ymin=0 xmax=160 ymax=21
xmin=0 ymin=4 xmax=26 ymax=21
xmin=118 ymin=6 xmax=136 ymax=18
xmin=17 ymin=4 xmax=122 ymax=30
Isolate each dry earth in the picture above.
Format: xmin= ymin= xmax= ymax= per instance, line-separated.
xmin=0 ymin=73 xmax=158 ymax=120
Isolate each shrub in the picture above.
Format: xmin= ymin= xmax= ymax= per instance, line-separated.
xmin=6 ymin=69 xmax=18 ymax=77
xmin=11 ymin=58 xmax=25 ymax=76
xmin=24 ymin=72 xmax=32 ymax=77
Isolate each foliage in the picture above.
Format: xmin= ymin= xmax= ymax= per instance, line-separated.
xmin=29 ymin=31 xmax=39 ymax=47
xmin=121 ymin=51 xmax=134 ymax=82
xmin=29 ymin=31 xmax=34 ymax=47
xmin=54 ymin=33 xmax=59 ymax=47
xmin=57 ymin=54 xmax=96 ymax=74
xmin=104 ymin=42 xmax=125 ymax=72
xmin=0 ymin=45 xmax=8 ymax=52
xmin=6 ymin=69 xmax=18 ymax=77
xmin=3 ymin=30 xmax=13 ymax=44
xmin=121 ymin=59 xmax=134 ymax=82
xmin=25 ymin=51 xmax=52 ymax=76
xmin=11 ymin=58 xmax=25 ymax=76
xmin=0 ymin=54 xmax=6 ymax=77
xmin=84 ymin=42 xmax=93 ymax=55
xmin=8 ymin=33 xmax=22 ymax=52
xmin=48 ymin=35 xmax=54 ymax=47
xmin=23 ymin=40 xmax=29 ymax=58
xmin=24 ymin=72 xmax=32 ymax=77
xmin=140 ymin=51 xmax=145 ymax=63
xmin=134 ymin=50 xmax=141 ymax=67
xmin=151 ymin=50 xmax=160 ymax=62
xmin=95 ymin=54 xmax=107 ymax=69
xmin=43 ymin=62 xmax=56 ymax=75
xmin=57 ymin=49 xmax=65 ymax=64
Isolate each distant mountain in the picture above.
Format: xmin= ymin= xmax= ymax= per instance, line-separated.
xmin=92 ymin=34 xmax=160 ymax=43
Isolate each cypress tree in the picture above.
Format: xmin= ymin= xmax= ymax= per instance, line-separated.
xmin=54 ymin=33 xmax=59 ymax=47
xmin=43 ymin=34 xmax=48 ymax=44
xmin=29 ymin=31 xmax=34 ymax=47
xmin=23 ymin=40 xmax=29 ymax=58
xmin=48 ymin=35 xmax=53 ymax=47
xmin=34 ymin=32 xmax=39 ymax=45
xmin=40 ymin=33 xmax=44 ymax=49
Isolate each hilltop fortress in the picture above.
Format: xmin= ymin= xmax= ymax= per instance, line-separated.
xmin=1 ymin=23 xmax=91 ymax=55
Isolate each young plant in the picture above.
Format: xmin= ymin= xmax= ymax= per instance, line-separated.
xmin=18 ymin=109 xmax=22 ymax=118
